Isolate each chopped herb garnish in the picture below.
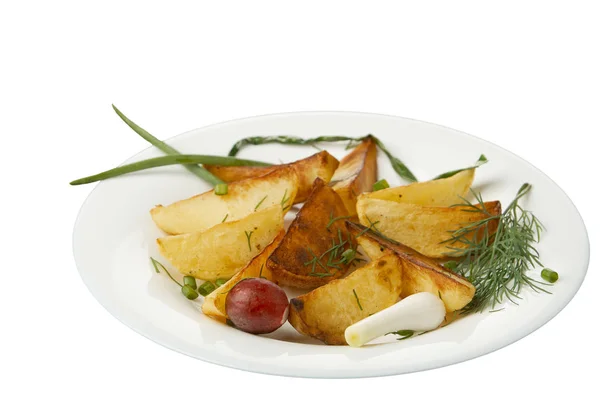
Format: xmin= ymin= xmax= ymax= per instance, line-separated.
xmin=244 ymin=230 xmax=254 ymax=252
xmin=221 ymin=213 xmax=229 ymax=223
xmin=341 ymin=249 xmax=356 ymax=264
xmin=352 ymin=289 xmax=363 ymax=310
xmin=280 ymin=189 xmax=291 ymax=210
xmin=215 ymin=278 xmax=228 ymax=287
xmin=181 ymin=285 xmax=199 ymax=299
xmin=151 ymin=257 xmax=198 ymax=300
xmin=443 ymin=260 xmax=458 ymax=270
xmin=541 ymin=268 xmax=559 ymax=283
xmin=372 ymin=179 xmax=390 ymax=191
xmin=303 ymin=226 xmax=357 ymax=276
xmin=386 ymin=330 xmax=415 ymax=340
xmin=364 ymin=215 xmax=381 ymax=233
xmin=214 ymin=183 xmax=228 ymax=195
xmin=255 ymin=195 xmax=268 ymax=211
xmin=183 ymin=276 xmax=197 ymax=289
xmin=326 ymin=211 xmax=352 ymax=231
xmin=198 ymin=281 xmax=216 ymax=296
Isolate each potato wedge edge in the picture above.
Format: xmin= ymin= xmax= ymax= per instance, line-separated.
xmin=157 ymin=205 xmax=284 ymax=281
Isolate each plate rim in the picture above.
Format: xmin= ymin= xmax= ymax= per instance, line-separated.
xmin=72 ymin=110 xmax=590 ymax=378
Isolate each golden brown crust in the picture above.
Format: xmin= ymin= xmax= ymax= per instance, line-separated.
xmin=288 ymin=254 xmax=403 ymax=345
xmin=356 ymin=197 xmax=502 ymax=258
xmin=205 ymin=151 xmax=339 ymax=203
xmin=151 ymin=166 xmax=298 ymax=235
xmin=347 ymin=221 xmax=476 ymax=312
xmin=201 ymin=230 xmax=285 ymax=321
xmin=267 ymin=178 xmax=352 ymax=289
xmin=329 ymin=138 xmax=378 ymax=215
xmin=361 ymin=168 xmax=476 ymax=206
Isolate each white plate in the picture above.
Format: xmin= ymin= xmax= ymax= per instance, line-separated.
xmin=73 ymin=112 xmax=589 ymax=378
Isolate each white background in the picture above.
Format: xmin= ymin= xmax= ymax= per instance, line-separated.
xmin=1 ymin=1 xmax=597 ymax=396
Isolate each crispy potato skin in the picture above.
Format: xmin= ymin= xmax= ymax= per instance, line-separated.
xmin=361 ymin=169 xmax=475 ymax=206
xmin=356 ymin=198 xmax=501 ymax=258
xmin=203 ymin=165 xmax=275 ymax=182
xmin=157 ymin=205 xmax=284 ymax=280
xmin=202 ymin=231 xmax=285 ymax=321
xmin=266 ymin=178 xmax=352 ymax=289
xmin=204 ymin=151 xmax=339 ymax=203
xmin=329 ymin=138 xmax=378 ymax=216
xmin=288 ymin=254 xmax=403 ymax=345
xmin=151 ymin=166 xmax=298 ymax=235
xmin=347 ymin=222 xmax=476 ymax=312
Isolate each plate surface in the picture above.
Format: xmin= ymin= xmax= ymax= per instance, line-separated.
xmin=73 ymin=112 xmax=589 ymax=378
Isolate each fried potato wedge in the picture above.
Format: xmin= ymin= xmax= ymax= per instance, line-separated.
xmin=347 ymin=222 xmax=475 ymax=312
xmin=267 ymin=178 xmax=352 ymax=289
xmin=151 ymin=166 xmax=298 ymax=235
xmin=288 ymin=254 xmax=403 ymax=345
xmin=157 ymin=205 xmax=284 ymax=280
xmin=356 ymin=197 xmax=501 ymax=258
xmin=205 ymin=151 xmax=339 ymax=203
xmin=329 ymin=138 xmax=378 ymax=216
xmin=360 ymin=169 xmax=475 ymax=206
xmin=201 ymin=231 xmax=285 ymax=321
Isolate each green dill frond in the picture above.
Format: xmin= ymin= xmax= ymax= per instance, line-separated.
xmin=448 ymin=183 xmax=551 ymax=313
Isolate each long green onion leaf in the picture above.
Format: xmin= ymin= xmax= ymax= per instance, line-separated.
xmin=112 ymin=104 xmax=225 ymax=186
xmin=70 ymin=154 xmax=272 ymax=185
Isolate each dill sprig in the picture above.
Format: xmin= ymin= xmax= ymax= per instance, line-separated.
xmin=244 ymin=230 xmax=254 ymax=252
xmin=326 ymin=211 xmax=352 ymax=232
xmin=280 ymin=189 xmax=291 ymax=210
xmin=303 ymin=225 xmax=362 ymax=277
xmin=447 ymin=183 xmax=550 ymax=313
xmin=255 ymin=195 xmax=268 ymax=211
xmin=352 ymin=289 xmax=363 ymax=311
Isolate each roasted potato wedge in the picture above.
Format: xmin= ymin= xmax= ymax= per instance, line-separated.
xmin=347 ymin=222 xmax=475 ymax=312
xmin=288 ymin=254 xmax=403 ymax=345
xmin=360 ymin=169 xmax=475 ymax=206
xmin=329 ymin=138 xmax=378 ymax=216
xmin=356 ymin=197 xmax=501 ymax=258
xmin=157 ymin=205 xmax=284 ymax=280
xmin=204 ymin=151 xmax=340 ymax=203
xmin=151 ymin=166 xmax=298 ymax=235
xmin=266 ymin=178 xmax=352 ymax=289
xmin=201 ymin=231 xmax=285 ymax=321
